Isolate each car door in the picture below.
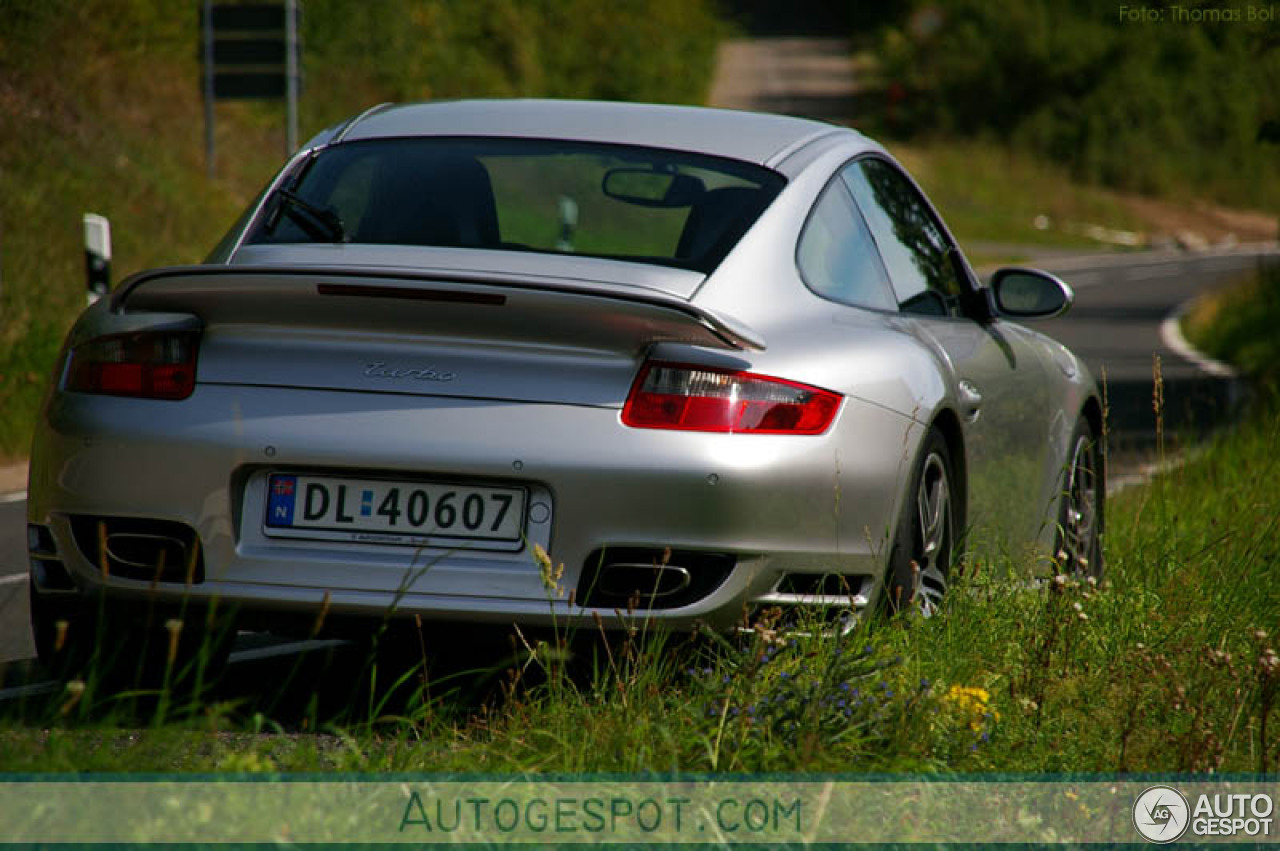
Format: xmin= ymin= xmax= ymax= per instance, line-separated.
xmin=841 ymin=157 xmax=1055 ymax=560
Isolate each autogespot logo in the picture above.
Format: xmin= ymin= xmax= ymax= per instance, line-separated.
xmin=1133 ymin=786 xmax=1190 ymax=843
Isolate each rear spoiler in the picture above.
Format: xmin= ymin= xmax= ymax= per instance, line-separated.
xmin=111 ymin=264 xmax=766 ymax=352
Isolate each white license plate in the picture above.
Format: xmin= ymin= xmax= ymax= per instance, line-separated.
xmin=264 ymin=473 xmax=527 ymax=548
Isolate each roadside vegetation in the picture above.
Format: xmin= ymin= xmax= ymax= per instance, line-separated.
xmin=0 ymin=0 xmax=724 ymax=460
xmin=1 ymin=1 xmax=1278 ymax=774
xmin=3 ymin=374 xmax=1278 ymax=773
xmin=867 ymin=1 xmax=1280 ymax=212
xmin=1184 ymin=259 xmax=1280 ymax=387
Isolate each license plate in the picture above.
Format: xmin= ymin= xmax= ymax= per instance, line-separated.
xmin=264 ymin=473 xmax=527 ymax=548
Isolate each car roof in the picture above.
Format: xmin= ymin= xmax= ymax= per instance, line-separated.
xmin=332 ymin=99 xmax=865 ymax=166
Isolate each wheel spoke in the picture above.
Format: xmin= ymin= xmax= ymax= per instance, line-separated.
xmin=1062 ymin=435 xmax=1097 ymax=573
xmin=912 ymin=452 xmax=951 ymax=616
xmin=917 ymin=455 xmax=950 ymax=559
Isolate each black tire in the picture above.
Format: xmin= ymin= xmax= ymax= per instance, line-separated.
xmin=1055 ymin=415 xmax=1104 ymax=579
xmin=885 ymin=428 xmax=958 ymax=616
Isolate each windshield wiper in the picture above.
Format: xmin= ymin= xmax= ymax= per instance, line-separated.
xmin=269 ymin=188 xmax=347 ymax=243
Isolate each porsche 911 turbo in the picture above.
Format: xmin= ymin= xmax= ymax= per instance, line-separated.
xmin=27 ymin=99 xmax=1103 ymax=672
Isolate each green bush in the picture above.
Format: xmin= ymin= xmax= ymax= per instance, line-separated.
xmin=0 ymin=0 xmax=727 ymax=460
xmin=875 ymin=0 xmax=1280 ymax=208
xmin=302 ymin=0 xmax=725 ymax=129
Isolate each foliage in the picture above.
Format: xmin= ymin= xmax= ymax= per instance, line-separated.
xmin=873 ymin=0 xmax=1280 ymax=208
xmin=0 ymin=0 xmax=725 ymax=459
xmin=1184 ymin=259 xmax=1280 ymax=386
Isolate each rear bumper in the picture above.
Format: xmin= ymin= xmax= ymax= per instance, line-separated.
xmin=29 ymin=384 xmax=915 ymax=633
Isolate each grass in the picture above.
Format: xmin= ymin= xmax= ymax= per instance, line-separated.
xmin=894 ymin=140 xmax=1146 ymax=267
xmin=2 ymin=4 xmax=1277 ymax=775
xmin=0 ymin=0 xmax=724 ymax=462
xmin=1183 ymin=259 xmax=1280 ymax=387
xmin=2 ymin=387 xmax=1278 ymax=773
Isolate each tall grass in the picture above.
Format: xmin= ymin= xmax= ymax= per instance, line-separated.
xmin=3 ymin=391 xmax=1278 ymax=773
xmin=1184 ymin=259 xmax=1280 ymax=387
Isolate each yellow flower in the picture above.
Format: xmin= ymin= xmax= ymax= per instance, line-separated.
xmin=942 ymin=684 xmax=1000 ymax=730
xmin=533 ymin=544 xmax=566 ymax=597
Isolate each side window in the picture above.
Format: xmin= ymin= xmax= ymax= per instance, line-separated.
xmin=842 ymin=158 xmax=964 ymax=317
xmin=796 ymin=177 xmax=896 ymax=311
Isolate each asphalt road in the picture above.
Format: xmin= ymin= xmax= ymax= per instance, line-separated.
xmin=0 ymin=245 xmax=1273 ymax=683
xmin=1033 ymin=246 xmax=1272 ymax=445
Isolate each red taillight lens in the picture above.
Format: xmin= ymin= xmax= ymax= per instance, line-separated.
xmin=622 ymin=362 xmax=841 ymax=434
xmin=65 ymin=331 xmax=199 ymax=400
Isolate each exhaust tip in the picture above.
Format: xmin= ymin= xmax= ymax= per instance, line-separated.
xmin=576 ymin=547 xmax=735 ymax=610
xmin=70 ymin=516 xmax=204 ymax=584
xmin=597 ymin=563 xmax=692 ymax=599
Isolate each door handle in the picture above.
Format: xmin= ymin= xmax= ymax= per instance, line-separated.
xmin=958 ymin=380 xmax=982 ymax=420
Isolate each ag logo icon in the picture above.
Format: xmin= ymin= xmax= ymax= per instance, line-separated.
xmin=1134 ymin=785 xmax=1190 ymax=843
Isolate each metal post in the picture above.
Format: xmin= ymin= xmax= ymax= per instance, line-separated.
xmin=83 ymin=213 xmax=112 ymax=306
xmin=285 ymin=0 xmax=298 ymax=156
xmin=202 ymin=0 xmax=216 ymax=179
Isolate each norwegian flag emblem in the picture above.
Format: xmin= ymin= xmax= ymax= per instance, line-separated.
xmin=273 ymin=478 xmax=295 ymax=496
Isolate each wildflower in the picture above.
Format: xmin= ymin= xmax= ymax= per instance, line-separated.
xmin=165 ymin=618 xmax=184 ymax=666
xmin=533 ymin=544 xmax=565 ymax=596
xmin=60 ymin=679 xmax=86 ymax=716
xmin=942 ymin=684 xmax=1001 ymax=730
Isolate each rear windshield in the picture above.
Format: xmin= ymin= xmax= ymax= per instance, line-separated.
xmin=243 ymin=137 xmax=785 ymax=273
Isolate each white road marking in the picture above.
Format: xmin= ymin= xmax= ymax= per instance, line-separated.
xmin=1159 ymin=299 xmax=1238 ymax=378
xmin=0 ymin=492 xmax=26 ymax=505
xmin=0 ymin=574 xmax=27 ymax=587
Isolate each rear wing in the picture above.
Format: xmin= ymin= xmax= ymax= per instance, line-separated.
xmin=112 ymin=265 xmax=765 ymax=352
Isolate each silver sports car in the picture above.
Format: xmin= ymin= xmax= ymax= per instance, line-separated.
xmin=28 ymin=99 xmax=1103 ymax=670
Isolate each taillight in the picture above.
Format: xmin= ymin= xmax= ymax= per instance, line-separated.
xmin=622 ymin=362 xmax=841 ymax=434
xmin=65 ymin=331 xmax=199 ymax=400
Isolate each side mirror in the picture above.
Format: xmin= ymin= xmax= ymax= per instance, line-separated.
xmin=989 ymin=267 xmax=1073 ymax=320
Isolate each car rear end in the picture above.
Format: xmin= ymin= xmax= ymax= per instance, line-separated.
xmin=27 ymin=125 xmax=904 ymax=652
